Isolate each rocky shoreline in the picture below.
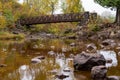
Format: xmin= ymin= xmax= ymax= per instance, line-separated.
xmin=12 ymin=23 xmax=120 ymax=41
xmin=8 ymin=23 xmax=120 ymax=42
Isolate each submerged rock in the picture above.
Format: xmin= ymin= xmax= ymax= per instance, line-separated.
xmin=49 ymin=69 xmax=58 ymax=75
xmin=63 ymin=67 xmax=71 ymax=72
xmin=33 ymin=44 xmax=39 ymax=49
xmin=91 ymin=65 xmax=107 ymax=80
xmin=69 ymin=54 xmax=75 ymax=58
xmin=62 ymin=47 xmax=68 ymax=53
xmin=48 ymin=51 xmax=55 ymax=56
xmin=31 ymin=56 xmax=45 ymax=63
xmin=91 ymin=66 xmax=120 ymax=80
xmin=34 ymin=56 xmax=45 ymax=60
xmin=31 ymin=58 xmax=41 ymax=63
xmin=0 ymin=64 xmax=7 ymax=67
xmin=55 ymin=74 xmax=69 ymax=79
xmin=101 ymin=39 xmax=116 ymax=49
xmin=107 ymin=76 xmax=120 ymax=80
xmin=70 ymin=43 xmax=76 ymax=47
xmin=74 ymin=52 xmax=106 ymax=71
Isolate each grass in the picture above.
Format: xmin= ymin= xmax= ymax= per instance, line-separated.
xmin=0 ymin=31 xmax=25 ymax=40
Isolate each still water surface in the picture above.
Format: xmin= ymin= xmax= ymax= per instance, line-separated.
xmin=0 ymin=39 xmax=120 ymax=80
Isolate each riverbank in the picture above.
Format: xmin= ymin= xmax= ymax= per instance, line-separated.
xmin=0 ymin=31 xmax=25 ymax=40
xmin=3 ymin=23 xmax=120 ymax=41
xmin=23 ymin=23 xmax=120 ymax=41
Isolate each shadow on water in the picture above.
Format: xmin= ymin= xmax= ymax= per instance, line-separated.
xmin=0 ymin=39 xmax=120 ymax=80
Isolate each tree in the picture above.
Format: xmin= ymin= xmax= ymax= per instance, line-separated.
xmin=61 ymin=0 xmax=84 ymax=13
xmin=23 ymin=0 xmax=58 ymax=15
xmin=0 ymin=2 xmax=6 ymax=28
xmin=0 ymin=0 xmax=22 ymax=27
xmin=94 ymin=0 xmax=120 ymax=25
xmin=0 ymin=1 xmax=2 ymax=14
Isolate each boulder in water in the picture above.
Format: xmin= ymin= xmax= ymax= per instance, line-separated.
xmin=74 ymin=52 xmax=106 ymax=70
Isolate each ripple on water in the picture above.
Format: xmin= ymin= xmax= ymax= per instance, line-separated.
xmin=98 ymin=50 xmax=118 ymax=67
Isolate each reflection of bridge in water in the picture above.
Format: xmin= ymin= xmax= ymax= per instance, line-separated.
xmin=16 ymin=12 xmax=97 ymax=26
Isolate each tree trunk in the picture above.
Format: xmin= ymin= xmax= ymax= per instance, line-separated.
xmin=115 ymin=8 xmax=120 ymax=25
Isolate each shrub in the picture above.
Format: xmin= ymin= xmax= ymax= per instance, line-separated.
xmin=0 ymin=16 xmax=6 ymax=28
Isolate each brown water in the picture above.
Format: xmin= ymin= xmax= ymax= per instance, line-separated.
xmin=0 ymin=39 xmax=120 ymax=80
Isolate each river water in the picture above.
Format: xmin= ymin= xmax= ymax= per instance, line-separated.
xmin=0 ymin=39 xmax=120 ymax=80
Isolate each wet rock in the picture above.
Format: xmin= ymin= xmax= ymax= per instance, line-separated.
xmin=67 ymin=35 xmax=77 ymax=39
xmin=109 ymin=31 xmax=116 ymax=39
xmin=49 ymin=69 xmax=58 ymax=75
xmin=70 ymin=43 xmax=76 ymax=47
xmin=0 ymin=64 xmax=7 ymax=67
xmin=63 ymin=67 xmax=71 ymax=72
xmin=31 ymin=58 xmax=41 ymax=63
xmin=62 ymin=47 xmax=68 ymax=53
xmin=13 ymin=31 xmax=19 ymax=34
xmin=97 ymin=31 xmax=110 ymax=40
xmin=101 ymin=39 xmax=116 ymax=49
xmin=34 ymin=56 xmax=45 ymax=60
xmin=33 ymin=44 xmax=39 ymax=49
xmin=115 ymin=30 xmax=120 ymax=38
xmin=46 ymin=34 xmax=52 ymax=37
xmin=64 ymin=29 xmax=72 ymax=34
xmin=91 ymin=65 xmax=120 ymax=80
xmin=48 ymin=51 xmax=55 ymax=56
xmin=11 ymin=48 xmax=16 ymax=51
xmin=91 ymin=65 xmax=107 ymax=80
xmin=39 ymin=44 xmax=44 ymax=48
xmin=116 ymin=47 xmax=120 ymax=50
xmin=74 ymin=52 xmax=106 ymax=71
xmin=31 ymin=56 xmax=45 ymax=63
xmin=56 ymin=74 xmax=69 ymax=79
xmin=89 ymin=35 xmax=99 ymax=41
xmin=86 ymin=43 xmax=97 ymax=53
xmin=57 ymin=53 xmax=65 ymax=59
xmin=2 ymin=48 xmax=7 ymax=52
xmin=106 ymin=58 xmax=112 ymax=63
xmin=69 ymin=54 xmax=75 ymax=58
xmin=116 ymin=43 xmax=120 ymax=50
xmin=50 ymin=46 xmax=55 ymax=49
xmin=20 ymin=50 xmax=25 ymax=54
xmin=107 ymin=76 xmax=120 ymax=80
xmin=76 ymin=31 xmax=88 ymax=39
xmin=118 ymin=52 xmax=120 ymax=56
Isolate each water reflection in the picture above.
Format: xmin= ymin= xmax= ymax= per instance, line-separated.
xmin=55 ymin=53 xmax=75 ymax=80
xmin=98 ymin=50 xmax=118 ymax=67
xmin=19 ymin=65 xmax=34 ymax=80
xmin=13 ymin=54 xmax=75 ymax=80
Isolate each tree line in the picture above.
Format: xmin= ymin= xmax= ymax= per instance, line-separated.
xmin=0 ymin=0 xmax=83 ymax=28
xmin=0 ymin=0 xmax=120 ymax=29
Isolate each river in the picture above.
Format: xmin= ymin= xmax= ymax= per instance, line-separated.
xmin=0 ymin=39 xmax=120 ymax=80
